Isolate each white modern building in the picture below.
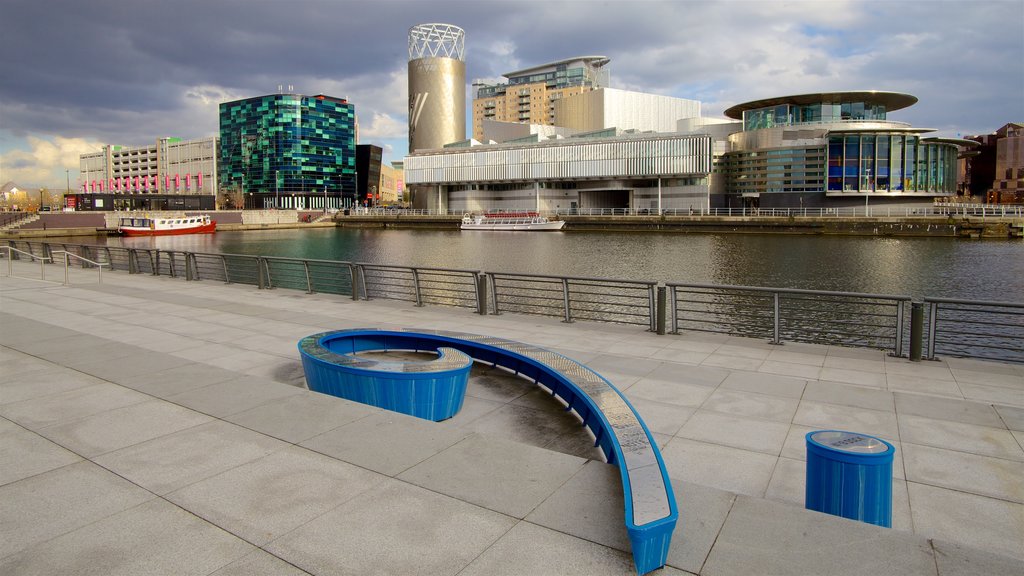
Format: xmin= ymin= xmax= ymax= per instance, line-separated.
xmin=406 ymin=130 xmax=713 ymax=213
xmin=555 ymin=88 xmax=701 ymax=134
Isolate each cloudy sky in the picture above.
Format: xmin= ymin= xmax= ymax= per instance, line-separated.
xmin=1 ymin=0 xmax=1021 ymax=189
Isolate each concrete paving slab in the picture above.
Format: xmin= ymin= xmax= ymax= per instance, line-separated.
xmin=460 ymin=402 xmax=588 ymax=451
xmin=931 ymin=540 xmax=1024 ymax=575
xmin=818 ymin=366 xmax=888 ymax=388
xmin=959 ymin=382 xmax=1024 ymax=408
xmin=0 ymin=425 xmax=82 ymax=486
xmin=0 ymin=381 xmax=150 ymax=429
xmin=210 ymin=549 xmax=312 ymax=576
xmin=118 ymin=362 xmax=244 ymax=397
xmin=757 ymin=359 xmax=822 ymax=379
xmin=585 ymin=353 xmax=662 ymax=378
xmin=998 ymin=405 xmax=1024 ymax=432
xmin=822 ymin=354 xmax=886 ymax=373
xmin=803 ymin=379 xmax=895 ymax=412
xmin=0 ymin=498 xmax=253 ymax=576
xmin=702 ymin=353 xmax=765 ymax=371
xmin=908 ymin=482 xmax=1024 ymax=561
xmin=660 ymin=437 xmax=778 ymax=497
xmin=300 ymin=411 xmax=471 ymax=476
xmin=225 ymin=390 xmax=378 ymax=443
xmin=167 ymin=445 xmax=386 ymax=546
xmin=398 ymin=433 xmax=586 ymax=518
xmin=886 ymin=358 xmax=956 ymax=381
xmin=70 ymin=349 xmax=195 ymax=382
xmin=36 ymin=398 xmax=213 ymax=458
xmin=888 ymin=373 xmax=964 ymax=397
xmin=464 ymin=366 xmax=533 ymax=402
xmin=265 ymin=479 xmax=515 ymax=576
xmin=720 ymin=370 xmax=807 ymax=398
xmin=793 ymin=400 xmax=899 ymax=440
xmin=460 ymin=521 xmax=694 ymax=576
xmin=624 ymin=377 xmax=716 ymax=407
xmin=701 ymin=496 xmax=937 ymax=576
xmin=898 ymin=413 xmax=1024 ymax=461
xmin=0 ymin=364 xmax=109 ymax=405
xmin=0 ymin=460 xmax=155 ymax=559
xmin=624 ymin=397 xmax=695 ymax=436
xmin=94 ymin=419 xmax=289 ymax=495
xmin=951 ymin=368 xmax=1024 ymax=389
xmin=699 ymin=388 xmax=799 ymax=422
xmin=895 ymin=392 xmax=1006 ymax=428
xmin=677 ymin=410 xmax=790 ymax=455
xmin=164 ymin=375 xmax=305 ymax=418
xmin=646 ymin=362 xmax=730 ymax=387
xmin=902 ymin=443 xmax=1024 ymax=503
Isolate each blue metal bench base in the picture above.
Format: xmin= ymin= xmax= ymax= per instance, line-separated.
xmin=298 ymin=329 xmax=678 ymax=575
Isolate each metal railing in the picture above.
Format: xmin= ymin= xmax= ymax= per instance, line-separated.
xmin=4 ymin=239 xmax=1022 ymax=363
xmin=924 ymin=298 xmax=1024 ymax=363
xmin=667 ymin=283 xmax=910 ymax=356
xmin=52 ymin=250 xmax=109 ymax=285
xmin=488 ymin=271 xmax=657 ymax=329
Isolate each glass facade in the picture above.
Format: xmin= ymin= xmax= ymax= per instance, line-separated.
xmin=717 ymin=147 xmax=827 ymax=195
xmin=743 ymin=101 xmax=888 ymax=131
xmin=826 ymin=133 xmax=958 ymax=193
xmin=219 ymin=94 xmax=356 ymax=208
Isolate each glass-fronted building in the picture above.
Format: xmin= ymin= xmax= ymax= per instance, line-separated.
xmin=717 ymin=92 xmax=973 ymax=208
xmin=219 ymin=93 xmax=356 ymax=210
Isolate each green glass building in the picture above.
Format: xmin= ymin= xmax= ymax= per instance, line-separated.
xmin=219 ymin=93 xmax=356 ymax=210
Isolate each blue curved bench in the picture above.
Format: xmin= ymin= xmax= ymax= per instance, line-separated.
xmin=298 ymin=328 xmax=678 ymax=575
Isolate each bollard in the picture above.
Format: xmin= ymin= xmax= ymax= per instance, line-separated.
xmin=909 ymin=301 xmax=923 ymax=362
xmin=657 ymin=286 xmax=667 ymax=335
xmin=806 ymin=430 xmax=894 ymax=527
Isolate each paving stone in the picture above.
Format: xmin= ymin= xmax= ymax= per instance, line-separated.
xmin=399 ymin=433 xmax=586 ymax=518
xmin=210 ymin=549 xmax=312 ymax=576
xmin=720 ymin=370 xmax=807 ymax=399
xmin=677 ymin=410 xmax=790 ymax=455
xmin=803 ymin=380 xmax=895 ymax=412
xmin=702 ymin=496 xmax=937 ymax=576
xmin=997 ymin=404 xmax=1024 ymax=431
xmin=959 ymin=382 xmax=1024 ymax=408
xmin=819 ymin=366 xmax=888 ymax=388
xmin=624 ymin=377 xmax=715 ymax=407
xmin=660 ymin=438 xmax=778 ymax=497
xmin=645 ymin=362 xmax=730 ymax=387
xmin=0 ymin=498 xmax=253 ymax=576
xmin=699 ymin=388 xmax=799 ymax=422
xmin=119 ymin=362 xmax=244 ymax=397
xmin=460 ymin=402 xmax=586 ymax=451
xmin=931 ymin=539 xmax=1024 ymax=575
xmin=757 ymin=359 xmax=822 ymax=379
xmin=459 ymin=521 xmax=694 ymax=576
xmin=265 ymin=479 xmax=515 ymax=576
xmin=164 ymin=375 xmax=305 ymax=418
xmin=167 ymin=445 xmax=386 ymax=546
xmin=225 ymin=390 xmax=378 ymax=443
xmin=894 ymin=392 xmax=1005 ymax=428
xmin=625 ymin=398 xmax=695 ymax=436
xmin=0 ymin=425 xmax=82 ymax=486
xmin=887 ymin=373 xmax=964 ymax=397
xmin=301 ymin=411 xmax=471 ymax=476
xmin=0 ymin=460 xmax=154 ymax=559
xmin=94 ymin=420 xmax=289 ymax=495
xmin=898 ymin=414 xmax=1024 ymax=461
xmin=0 ymin=366 xmax=112 ymax=405
xmin=0 ymin=382 xmax=150 ymax=430
xmin=902 ymin=443 xmax=1024 ymax=503
xmin=909 ymin=482 xmax=1024 ymax=562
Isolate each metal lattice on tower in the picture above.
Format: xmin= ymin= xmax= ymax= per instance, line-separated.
xmin=408 ymin=23 xmax=465 ymax=61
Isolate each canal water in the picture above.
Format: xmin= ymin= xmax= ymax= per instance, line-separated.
xmin=94 ymin=228 xmax=1024 ymax=301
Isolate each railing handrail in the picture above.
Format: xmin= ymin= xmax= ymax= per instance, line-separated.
xmin=51 ymin=250 xmax=109 ymax=268
xmin=667 ymin=281 xmax=911 ymax=302
xmin=923 ymin=296 xmax=1024 ymax=308
xmin=1 ymin=245 xmax=52 ymax=262
xmin=488 ymin=270 xmax=658 ymax=287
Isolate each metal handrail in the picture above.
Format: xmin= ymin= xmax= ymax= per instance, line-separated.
xmin=923 ymin=297 xmax=1024 ymax=363
xmin=1 ymin=246 xmax=52 ymax=280
xmin=51 ymin=250 xmax=109 ymax=285
xmin=667 ymin=282 xmax=911 ymax=355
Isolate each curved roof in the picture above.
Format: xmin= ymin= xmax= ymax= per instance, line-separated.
xmin=723 ymin=91 xmax=918 ymax=119
xmin=921 ymin=136 xmax=980 ymax=148
xmin=504 ymin=56 xmax=610 ymax=79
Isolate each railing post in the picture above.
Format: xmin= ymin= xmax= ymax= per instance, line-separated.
xmin=656 ymin=286 xmax=666 ymax=335
xmin=359 ymin=265 xmax=369 ymax=300
xmin=221 ymin=255 xmax=230 ymax=283
xmin=489 ymin=274 xmax=501 ymax=315
xmin=263 ymin=258 xmax=273 ymax=289
xmin=190 ymin=253 xmax=200 ymax=281
xmin=668 ymin=285 xmax=679 ymax=334
xmin=925 ymin=301 xmax=939 ymax=360
xmin=153 ymin=251 xmax=161 ymax=276
xmin=185 ymin=252 xmax=195 ymax=281
xmin=411 ymin=268 xmax=423 ymax=306
xmin=894 ymin=299 xmax=906 ymax=357
xmin=303 ymin=260 xmax=313 ymax=294
xmin=475 ymin=273 xmax=488 ymax=315
xmin=561 ymin=278 xmax=573 ymax=323
xmin=772 ymin=291 xmax=782 ymax=344
xmin=348 ymin=264 xmax=360 ymax=300
xmin=257 ymin=257 xmax=266 ymax=289
xmin=909 ymin=301 xmax=923 ymax=362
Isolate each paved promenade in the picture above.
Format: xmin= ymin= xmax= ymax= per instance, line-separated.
xmin=1 ymin=258 xmax=1022 ymax=575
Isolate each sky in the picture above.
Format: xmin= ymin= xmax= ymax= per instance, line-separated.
xmin=1 ymin=0 xmax=1022 ymax=190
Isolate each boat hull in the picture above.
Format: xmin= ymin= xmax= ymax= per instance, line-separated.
xmin=120 ymin=221 xmax=217 ymax=237
xmin=460 ymin=220 xmax=565 ymax=231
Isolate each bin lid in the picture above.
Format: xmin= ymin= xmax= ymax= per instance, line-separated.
xmin=809 ymin=431 xmax=890 ymax=454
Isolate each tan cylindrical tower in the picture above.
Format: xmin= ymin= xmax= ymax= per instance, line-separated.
xmin=408 ymin=23 xmax=465 ymax=152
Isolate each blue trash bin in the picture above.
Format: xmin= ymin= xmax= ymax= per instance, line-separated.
xmin=805 ymin=430 xmax=895 ymax=527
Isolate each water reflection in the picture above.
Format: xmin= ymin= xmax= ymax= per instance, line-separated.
xmin=96 ymin=228 xmax=1023 ymax=300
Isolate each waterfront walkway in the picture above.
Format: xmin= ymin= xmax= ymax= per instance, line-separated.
xmin=1 ymin=259 xmax=1022 ymax=575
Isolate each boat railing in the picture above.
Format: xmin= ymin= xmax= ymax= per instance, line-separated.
xmin=5 ymin=239 xmax=1023 ymax=362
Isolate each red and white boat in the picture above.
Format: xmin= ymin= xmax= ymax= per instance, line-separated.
xmin=117 ymin=214 xmax=217 ymax=236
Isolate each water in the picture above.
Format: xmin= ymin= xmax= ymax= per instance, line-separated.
xmin=97 ymin=228 xmax=1024 ymax=301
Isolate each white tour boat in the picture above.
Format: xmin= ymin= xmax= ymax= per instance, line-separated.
xmin=117 ymin=214 xmax=217 ymax=237
xmin=460 ymin=211 xmax=565 ymax=231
